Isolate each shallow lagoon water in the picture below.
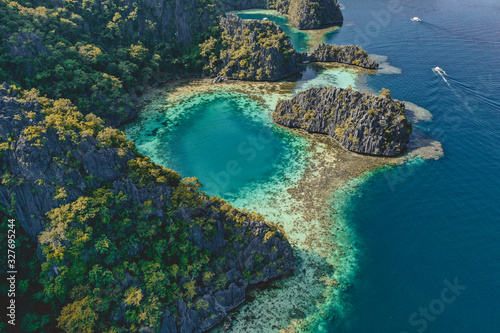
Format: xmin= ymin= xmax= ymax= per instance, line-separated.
xmin=131 ymin=91 xmax=298 ymax=197
xmin=166 ymin=97 xmax=283 ymax=196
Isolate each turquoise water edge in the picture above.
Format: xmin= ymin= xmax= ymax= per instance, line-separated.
xmin=125 ymin=0 xmax=500 ymax=332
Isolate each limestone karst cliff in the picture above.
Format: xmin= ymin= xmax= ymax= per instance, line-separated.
xmin=220 ymin=0 xmax=344 ymax=29
xmin=201 ymin=15 xmax=301 ymax=81
xmin=273 ymin=87 xmax=412 ymax=156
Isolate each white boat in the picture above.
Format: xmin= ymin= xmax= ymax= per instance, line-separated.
xmin=411 ymin=17 xmax=421 ymax=22
xmin=432 ymin=67 xmax=447 ymax=75
xmin=263 ymin=17 xmax=269 ymax=21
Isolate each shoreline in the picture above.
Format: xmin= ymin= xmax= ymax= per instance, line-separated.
xmin=124 ymin=72 xmax=443 ymax=332
xmin=229 ymin=9 xmax=341 ymax=51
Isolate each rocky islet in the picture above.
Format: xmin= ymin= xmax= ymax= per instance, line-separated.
xmin=273 ymin=87 xmax=412 ymax=156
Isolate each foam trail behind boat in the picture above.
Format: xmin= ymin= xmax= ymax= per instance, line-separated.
xmin=447 ymin=75 xmax=500 ymax=113
xmin=433 ymin=69 xmax=461 ymax=97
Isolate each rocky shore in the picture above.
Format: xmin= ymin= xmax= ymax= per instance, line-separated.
xmin=273 ymin=86 xmax=412 ymax=156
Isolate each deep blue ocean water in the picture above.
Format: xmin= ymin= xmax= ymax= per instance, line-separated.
xmin=324 ymin=0 xmax=500 ymax=332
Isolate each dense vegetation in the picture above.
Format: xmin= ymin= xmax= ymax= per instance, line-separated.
xmin=0 ymin=0 xmax=221 ymax=125
xmin=0 ymin=84 xmax=294 ymax=332
xmin=0 ymin=210 xmax=52 ymax=332
xmin=0 ymin=0 xmax=348 ymax=125
xmin=200 ymin=15 xmax=300 ymax=81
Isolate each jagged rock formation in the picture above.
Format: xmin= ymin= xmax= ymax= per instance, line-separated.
xmin=270 ymin=0 xmax=343 ymax=29
xmin=220 ymin=0 xmax=268 ymax=11
xmin=0 ymin=83 xmax=295 ymax=332
xmin=273 ymin=87 xmax=412 ymax=156
xmin=7 ymin=33 xmax=49 ymax=58
xmin=0 ymin=0 xmax=343 ymax=129
xmin=307 ymin=43 xmax=379 ymax=69
xmin=202 ymin=15 xmax=300 ymax=81
xmin=269 ymin=0 xmax=291 ymax=14
xmin=0 ymin=0 xmax=224 ymax=127
xmin=121 ymin=0 xmax=220 ymax=46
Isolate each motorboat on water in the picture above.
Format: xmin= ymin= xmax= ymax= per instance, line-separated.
xmin=432 ymin=67 xmax=447 ymax=75
xmin=411 ymin=17 xmax=422 ymax=22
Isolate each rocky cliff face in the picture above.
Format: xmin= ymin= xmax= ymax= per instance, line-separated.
xmin=128 ymin=0 xmax=220 ymax=46
xmin=0 ymin=83 xmax=294 ymax=332
xmin=220 ymin=0 xmax=268 ymax=11
xmin=273 ymin=87 xmax=412 ymax=156
xmin=7 ymin=33 xmax=50 ymax=58
xmin=307 ymin=43 xmax=379 ymax=69
xmin=206 ymin=15 xmax=300 ymax=81
xmin=0 ymin=84 xmax=135 ymax=239
xmin=270 ymin=0 xmax=343 ymax=29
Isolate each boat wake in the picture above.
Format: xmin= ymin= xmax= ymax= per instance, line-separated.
xmin=432 ymin=67 xmax=459 ymax=96
xmin=433 ymin=69 xmax=500 ymax=115
xmin=447 ymin=75 xmax=500 ymax=113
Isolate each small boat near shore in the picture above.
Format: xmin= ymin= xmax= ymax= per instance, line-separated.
xmin=411 ymin=17 xmax=422 ymax=22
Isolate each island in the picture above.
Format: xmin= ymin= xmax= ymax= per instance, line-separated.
xmin=202 ymin=16 xmax=378 ymax=82
xmin=273 ymin=87 xmax=412 ymax=156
